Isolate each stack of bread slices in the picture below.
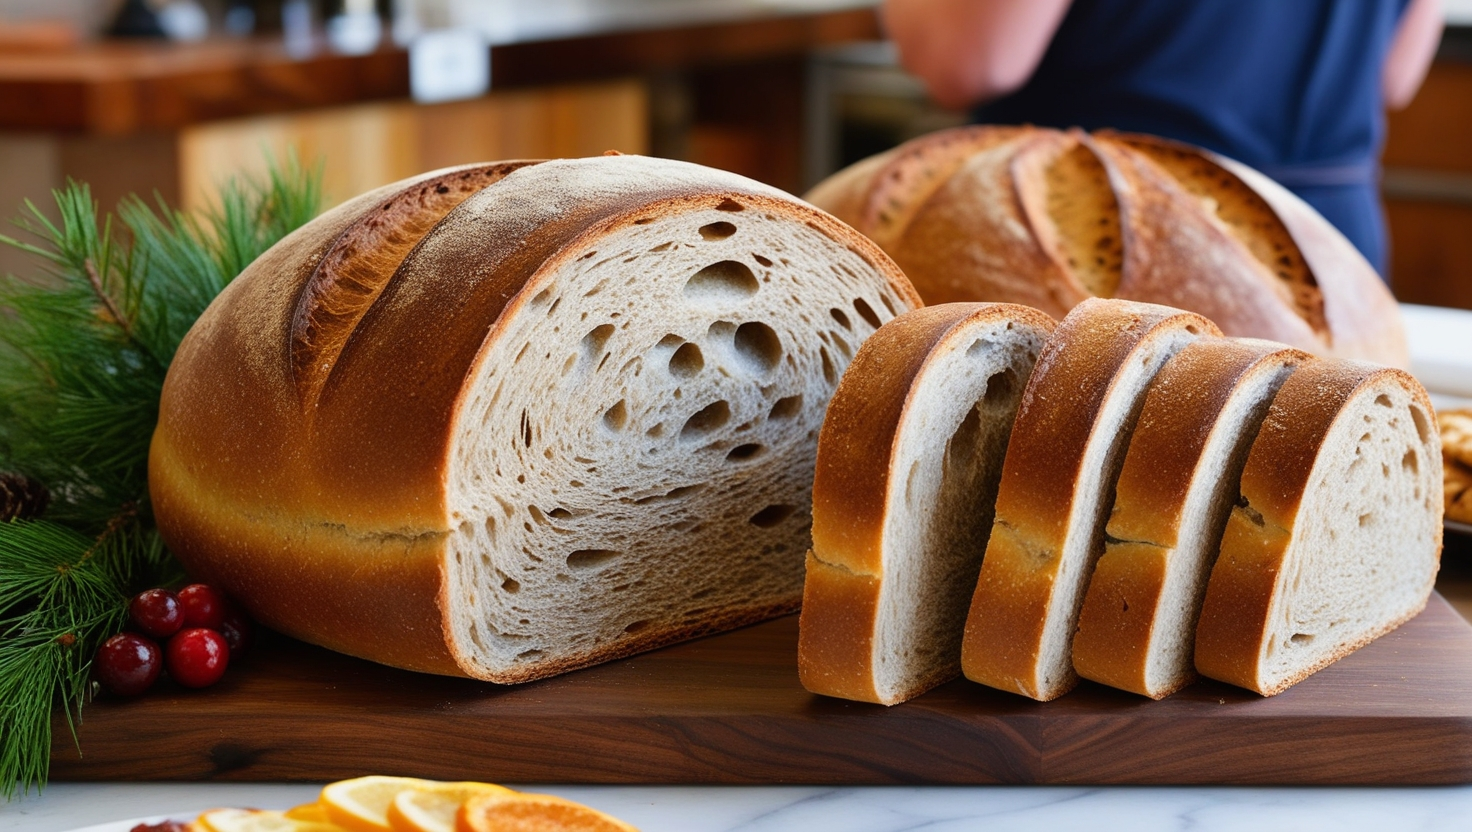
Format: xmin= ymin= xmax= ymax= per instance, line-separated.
xmin=799 ymin=297 xmax=1442 ymax=704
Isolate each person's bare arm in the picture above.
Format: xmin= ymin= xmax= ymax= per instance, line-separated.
xmin=882 ymin=0 xmax=1073 ymax=110
xmin=1383 ymin=0 xmax=1443 ymax=110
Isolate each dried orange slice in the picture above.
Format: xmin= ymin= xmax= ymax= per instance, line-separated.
xmin=456 ymin=792 xmax=638 ymax=832
xmin=197 ymin=808 xmax=343 ymax=832
xmin=283 ymin=804 xmax=331 ymax=824
xmin=387 ymin=782 xmax=514 ymax=832
xmin=321 ymin=775 xmax=433 ymax=832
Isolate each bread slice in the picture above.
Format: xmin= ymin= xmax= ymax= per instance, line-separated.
xmin=151 ymin=155 xmax=920 ymax=682
xmin=798 ymin=302 xmax=1057 ymax=705
xmin=960 ymin=298 xmax=1219 ymax=701
xmin=1071 ymin=338 xmax=1310 ymax=699
xmin=1194 ymin=360 xmax=1442 ymax=695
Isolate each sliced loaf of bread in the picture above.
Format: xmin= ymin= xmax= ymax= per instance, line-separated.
xmin=151 ymin=155 xmax=921 ymax=682
xmin=1193 ymin=360 xmax=1442 ymax=695
xmin=1071 ymin=338 xmax=1309 ymax=698
xmin=960 ymin=298 xmax=1218 ymax=701
xmin=798 ymin=302 xmax=1056 ymax=705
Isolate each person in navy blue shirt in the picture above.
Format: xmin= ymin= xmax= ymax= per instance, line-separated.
xmin=883 ymin=0 xmax=1444 ymax=277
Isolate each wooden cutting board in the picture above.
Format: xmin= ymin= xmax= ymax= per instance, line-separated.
xmin=49 ymin=592 xmax=1472 ymax=786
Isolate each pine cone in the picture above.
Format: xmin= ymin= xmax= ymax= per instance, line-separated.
xmin=0 ymin=472 xmax=50 ymax=521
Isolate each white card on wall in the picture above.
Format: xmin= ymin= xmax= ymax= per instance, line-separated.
xmin=410 ymin=28 xmax=491 ymax=104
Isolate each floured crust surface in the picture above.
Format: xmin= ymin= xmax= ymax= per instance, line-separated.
xmin=804 ymin=125 xmax=1407 ymax=367
xmin=151 ymin=155 xmax=918 ymax=682
xmin=799 ymin=302 xmax=1055 ymax=704
xmin=1194 ymin=360 xmax=1442 ymax=695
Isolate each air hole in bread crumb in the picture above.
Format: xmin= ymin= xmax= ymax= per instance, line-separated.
xmin=1358 ymin=512 xmax=1374 ymax=528
xmin=1402 ymin=448 xmax=1419 ymax=474
xmin=685 ymin=260 xmax=759 ymax=302
xmin=669 ymin=342 xmax=704 ymax=377
xmin=528 ymin=505 xmax=548 ymax=525
xmin=582 ymin=324 xmax=615 ymax=363
xmin=769 ymin=395 xmax=802 ymax=420
xmin=754 ymin=254 xmax=773 ymax=267
xmin=734 ymin=322 xmax=782 ymax=374
xmin=650 ymin=242 xmax=672 ymax=252
xmin=549 ymin=508 xmax=573 ymax=519
xmin=1375 ymin=394 xmax=1393 ymax=408
xmin=517 ymin=649 xmax=545 ymax=660
xmin=1411 ymin=405 xmax=1432 ymax=443
xmin=530 ymin=288 xmax=553 ymax=307
xmin=749 ymin=504 xmax=796 ymax=528
xmin=567 ymin=549 xmax=620 ymax=571
xmin=819 ymin=347 xmax=836 ymax=385
xmin=1290 ymin=633 xmax=1314 ymax=646
xmin=726 ymin=443 xmax=765 ymax=462
xmin=603 ymin=400 xmax=629 ymax=431
xmin=502 ymin=576 xmax=521 ymax=593
xmin=681 ymin=400 xmax=731 ymax=440
xmin=716 ymin=199 xmax=745 ymax=212
xmin=853 ymin=297 xmax=883 ymax=329
xmin=830 ymin=308 xmax=852 ymax=330
xmin=646 ymin=423 xmax=665 ymax=438
xmin=700 ymin=221 xmax=737 ymax=240
xmin=624 ymin=620 xmax=651 ymax=634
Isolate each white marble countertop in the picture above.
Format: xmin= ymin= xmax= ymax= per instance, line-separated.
xmin=8 ymin=304 xmax=1472 ymax=832
xmin=9 ymin=782 xmax=1472 ymax=832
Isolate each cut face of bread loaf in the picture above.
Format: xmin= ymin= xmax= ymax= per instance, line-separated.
xmin=798 ymin=303 xmax=1056 ymax=705
xmin=150 ymin=155 xmax=919 ymax=682
xmin=1193 ymin=361 xmax=1442 ymax=696
xmin=806 ymin=126 xmax=1407 ymax=367
xmin=1071 ymin=338 xmax=1309 ymax=699
xmin=960 ymin=298 xmax=1219 ymax=701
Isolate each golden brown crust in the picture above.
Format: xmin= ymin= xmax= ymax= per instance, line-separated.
xmin=1193 ymin=360 xmax=1438 ymax=694
xmin=1071 ymin=339 xmax=1310 ymax=698
xmin=804 ymin=125 xmax=1409 ymax=367
xmin=800 ymin=302 xmax=1057 ymax=704
xmin=961 ymin=299 xmax=1219 ymax=700
xmin=152 ymin=156 xmax=918 ymax=681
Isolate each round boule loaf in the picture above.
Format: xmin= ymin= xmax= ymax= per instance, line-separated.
xmin=805 ymin=126 xmax=1407 ymax=367
xmin=149 ymin=155 xmax=920 ymax=682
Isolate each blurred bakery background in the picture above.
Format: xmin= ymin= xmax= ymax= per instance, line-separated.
xmin=0 ymin=0 xmax=1469 ymax=310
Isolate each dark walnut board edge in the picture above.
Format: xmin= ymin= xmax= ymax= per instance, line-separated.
xmin=50 ymin=593 xmax=1472 ymax=786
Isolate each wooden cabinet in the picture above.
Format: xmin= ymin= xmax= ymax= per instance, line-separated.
xmin=1384 ymin=57 xmax=1472 ymax=310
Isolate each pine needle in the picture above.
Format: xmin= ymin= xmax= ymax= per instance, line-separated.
xmin=0 ymin=155 xmax=323 ymax=798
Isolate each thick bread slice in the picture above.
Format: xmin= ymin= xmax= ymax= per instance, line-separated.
xmin=1194 ymin=360 xmax=1442 ymax=695
xmin=960 ymin=298 xmax=1219 ymax=701
xmin=798 ymin=302 xmax=1056 ymax=705
xmin=1071 ymin=338 xmax=1310 ymax=699
xmin=151 ymin=155 xmax=920 ymax=682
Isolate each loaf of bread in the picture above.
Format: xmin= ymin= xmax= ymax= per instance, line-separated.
xmin=1194 ymin=360 xmax=1442 ymax=695
xmin=960 ymin=298 xmax=1218 ymax=701
xmin=150 ymin=155 xmax=919 ymax=682
xmin=1071 ymin=338 xmax=1309 ymax=699
xmin=798 ymin=302 xmax=1056 ymax=705
xmin=805 ymin=126 xmax=1407 ymax=367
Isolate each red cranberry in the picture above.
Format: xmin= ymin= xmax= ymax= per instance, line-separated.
xmin=165 ymin=628 xmax=229 ymax=688
xmin=128 ymin=588 xmax=184 ymax=639
xmin=177 ymin=584 xmax=228 ymax=630
xmin=217 ymin=609 xmax=253 ymax=657
xmin=165 ymin=630 xmax=228 ymax=689
xmin=94 ymin=633 xmax=162 ymax=696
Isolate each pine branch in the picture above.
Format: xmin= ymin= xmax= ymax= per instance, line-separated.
xmin=0 ymin=155 xmax=323 ymax=799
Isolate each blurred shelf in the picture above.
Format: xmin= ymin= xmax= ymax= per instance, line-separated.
xmin=0 ymin=2 xmax=880 ymax=136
